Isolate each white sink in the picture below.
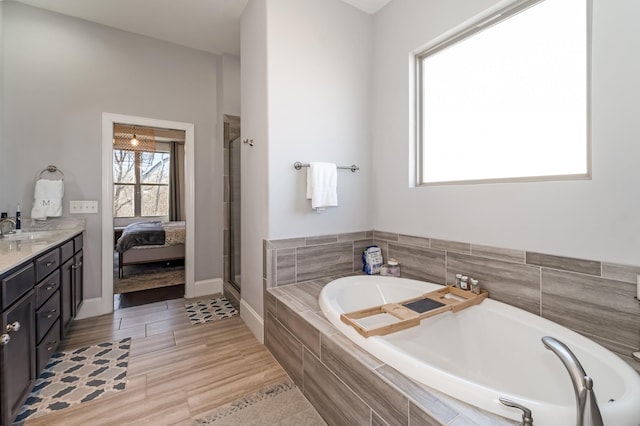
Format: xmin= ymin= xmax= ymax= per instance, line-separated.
xmin=0 ymin=231 xmax=65 ymax=241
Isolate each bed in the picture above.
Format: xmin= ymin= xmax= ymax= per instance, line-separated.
xmin=116 ymin=221 xmax=185 ymax=278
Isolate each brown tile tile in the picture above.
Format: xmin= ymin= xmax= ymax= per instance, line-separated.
xmin=280 ymin=281 xmax=325 ymax=312
xmin=277 ymin=301 xmax=321 ymax=357
xmin=602 ymin=262 xmax=640 ymax=284
xmin=388 ymin=243 xmax=446 ymax=284
xmin=541 ymin=269 xmax=640 ymax=350
xmin=431 ymin=239 xmax=470 ymax=254
xmin=306 ymin=234 xmax=338 ymax=245
xmin=276 ymin=248 xmax=296 ymax=286
xmin=264 ymin=289 xmax=277 ymax=318
xmin=339 ymin=231 xmax=371 ymax=242
xmin=471 ymin=244 xmax=525 ymax=264
xmin=373 ymin=230 xmax=399 ymax=241
xmin=447 ymin=252 xmax=541 ymax=315
xmin=265 ymin=313 xmax=303 ymax=386
xmin=319 ymin=334 xmax=407 ymax=426
xmin=526 ymin=252 xmax=601 ymax=276
xmin=302 ymin=348 xmax=370 ymax=425
xmin=296 ymin=243 xmax=353 ymax=282
xmin=398 ymin=234 xmax=430 ymax=248
xmin=373 ymin=239 xmax=390 ymax=263
xmin=409 ymin=402 xmax=443 ymax=426
xmin=375 ymin=365 xmax=458 ymax=425
xmin=271 ymin=237 xmax=306 ymax=249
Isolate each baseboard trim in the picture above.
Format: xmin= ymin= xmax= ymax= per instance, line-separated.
xmin=240 ymin=299 xmax=264 ymax=343
xmin=185 ymin=278 xmax=223 ymax=299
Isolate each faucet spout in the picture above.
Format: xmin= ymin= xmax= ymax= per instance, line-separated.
xmin=542 ymin=336 xmax=604 ymax=426
xmin=0 ymin=218 xmax=16 ymax=238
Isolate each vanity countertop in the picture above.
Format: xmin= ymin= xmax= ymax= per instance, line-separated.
xmin=0 ymin=218 xmax=85 ymax=276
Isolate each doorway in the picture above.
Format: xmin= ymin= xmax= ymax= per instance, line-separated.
xmin=111 ymin=124 xmax=187 ymax=308
xmin=95 ymin=113 xmax=195 ymax=318
xmin=224 ymin=115 xmax=241 ymax=303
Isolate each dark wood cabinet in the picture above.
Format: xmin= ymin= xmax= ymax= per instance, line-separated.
xmin=0 ymin=232 xmax=83 ymax=425
xmin=0 ymin=290 xmax=36 ymax=426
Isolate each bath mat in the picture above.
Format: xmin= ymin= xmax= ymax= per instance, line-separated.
xmin=185 ymin=297 xmax=238 ymax=325
xmin=16 ymin=338 xmax=131 ymax=422
xmin=192 ymin=380 xmax=326 ymax=425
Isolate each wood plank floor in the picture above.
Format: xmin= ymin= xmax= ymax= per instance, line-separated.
xmin=25 ymin=295 xmax=289 ymax=426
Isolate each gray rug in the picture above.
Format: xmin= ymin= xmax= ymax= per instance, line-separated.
xmin=192 ymin=380 xmax=326 ymax=425
xmin=16 ymin=338 xmax=131 ymax=422
xmin=185 ymin=297 xmax=238 ymax=325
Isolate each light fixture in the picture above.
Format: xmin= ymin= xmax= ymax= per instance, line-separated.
xmin=130 ymin=127 xmax=139 ymax=146
xmin=113 ymin=124 xmax=156 ymax=153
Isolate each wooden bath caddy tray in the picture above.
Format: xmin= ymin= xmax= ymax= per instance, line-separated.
xmin=340 ymin=286 xmax=488 ymax=338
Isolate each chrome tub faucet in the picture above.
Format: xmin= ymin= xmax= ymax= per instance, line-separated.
xmin=542 ymin=336 xmax=604 ymax=426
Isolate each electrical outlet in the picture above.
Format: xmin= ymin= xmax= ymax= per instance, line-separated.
xmin=70 ymin=200 xmax=99 ymax=214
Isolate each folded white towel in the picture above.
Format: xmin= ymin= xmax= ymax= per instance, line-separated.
xmin=31 ymin=179 xmax=64 ymax=220
xmin=306 ymin=162 xmax=337 ymax=211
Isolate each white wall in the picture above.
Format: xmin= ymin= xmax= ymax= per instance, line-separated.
xmin=266 ymin=0 xmax=373 ymax=239
xmin=3 ymin=2 xmax=222 ymax=297
xmin=240 ymin=0 xmax=269 ymax=332
xmin=222 ymin=54 xmax=241 ymax=117
xmin=372 ymin=0 xmax=640 ymax=266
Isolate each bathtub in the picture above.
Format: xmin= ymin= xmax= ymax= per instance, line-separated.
xmin=319 ymin=275 xmax=640 ymax=425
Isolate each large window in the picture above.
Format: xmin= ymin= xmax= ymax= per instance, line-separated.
xmin=113 ymin=149 xmax=170 ymax=218
xmin=416 ymin=0 xmax=590 ymax=185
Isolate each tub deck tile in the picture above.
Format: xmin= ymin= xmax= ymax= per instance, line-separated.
xmin=303 ymin=348 xmax=370 ymax=426
xmin=320 ymin=332 xmax=408 ymax=426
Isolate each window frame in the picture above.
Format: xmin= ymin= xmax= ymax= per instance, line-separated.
xmin=113 ymin=149 xmax=170 ymax=218
xmin=414 ymin=0 xmax=592 ymax=186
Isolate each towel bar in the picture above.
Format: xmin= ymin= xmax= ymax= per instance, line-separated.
xmin=39 ymin=165 xmax=64 ymax=180
xmin=293 ymin=162 xmax=359 ymax=173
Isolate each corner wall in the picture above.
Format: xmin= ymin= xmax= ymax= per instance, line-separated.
xmin=371 ymin=0 xmax=640 ymax=267
xmin=240 ymin=0 xmax=374 ymax=335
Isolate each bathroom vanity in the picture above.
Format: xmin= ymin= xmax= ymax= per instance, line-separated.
xmin=0 ymin=227 xmax=84 ymax=425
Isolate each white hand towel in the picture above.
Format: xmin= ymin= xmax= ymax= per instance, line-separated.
xmin=306 ymin=162 xmax=338 ymax=211
xmin=31 ymin=179 xmax=64 ymax=220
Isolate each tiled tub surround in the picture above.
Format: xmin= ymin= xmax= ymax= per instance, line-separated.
xmin=265 ymin=278 xmax=517 ymax=426
xmin=265 ymin=231 xmax=640 ymax=371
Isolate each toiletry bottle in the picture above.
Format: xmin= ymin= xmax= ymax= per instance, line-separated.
xmin=387 ymin=259 xmax=400 ymax=277
xmin=470 ymin=278 xmax=480 ymax=295
xmin=460 ymin=276 xmax=469 ymax=290
xmin=15 ymin=204 xmax=21 ymax=230
xmin=455 ymin=273 xmax=463 ymax=288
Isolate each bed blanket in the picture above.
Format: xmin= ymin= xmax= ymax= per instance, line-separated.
xmin=116 ymin=221 xmax=165 ymax=252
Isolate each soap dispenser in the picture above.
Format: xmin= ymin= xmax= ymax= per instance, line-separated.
xmin=15 ymin=204 xmax=21 ymax=231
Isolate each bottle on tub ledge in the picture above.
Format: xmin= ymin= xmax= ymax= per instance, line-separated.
xmin=15 ymin=204 xmax=21 ymax=233
xmin=380 ymin=258 xmax=401 ymax=277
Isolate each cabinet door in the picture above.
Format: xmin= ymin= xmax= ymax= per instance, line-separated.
xmin=60 ymin=258 xmax=73 ymax=339
xmin=72 ymin=251 xmax=83 ymax=316
xmin=0 ymin=290 xmax=36 ymax=426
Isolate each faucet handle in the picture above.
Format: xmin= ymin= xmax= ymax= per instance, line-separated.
xmin=499 ymin=397 xmax=533 ymax=426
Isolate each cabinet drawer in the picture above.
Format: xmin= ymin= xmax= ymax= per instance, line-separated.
xmin=37 ymin=319 xmax=60 ymax=374
xmin=60 ymin=240 xmax=74 ymax=264
xmin=36 ymin=249 xmax=60 ymax=282
xmin=74 ymin=234 xmax=83 ymax=253
xmin=36 ymin=270 xmax=60 ymax=308
xmin=1 ymin=262 xmax=35 ymax=310
xmin=36 ymin=290 xmax=60 ymax=343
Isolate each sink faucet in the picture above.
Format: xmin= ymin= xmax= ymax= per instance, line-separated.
xmin=0 ymin=218 xmax=16 ymax=238
xmin=542 ymin=336 xmax=604 ymax=426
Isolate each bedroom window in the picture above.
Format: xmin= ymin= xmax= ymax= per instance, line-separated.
xmin=416 ymin=0 xmax=590 ymax=185
xmin=113 ymin=149 xmax=170 ymax=218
